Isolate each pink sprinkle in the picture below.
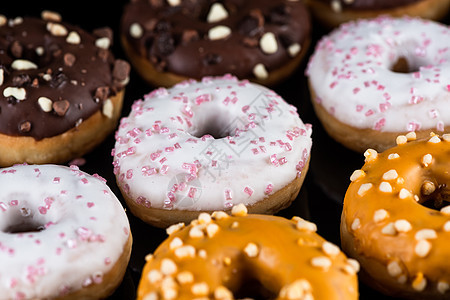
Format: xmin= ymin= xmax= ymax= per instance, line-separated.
xmin=244 ymin=186 xmax=253 ymax=197
xmin=356 ymin=105 xmax=364 ymax=112
xmin=437 ymin=121 xmax=445 ymax=132
xmin=150 ymin=152 xmax=161 ymax=161
xmin=412 ymin=72 xmax=421 ymax=79
xmin=353 ymin=87 xmax=360 ymax=94
xmin=270 ymin=154 xmax=279 ymax=167
xmin=224 ymin=189 xmax=232 ymax=201
xmin=278 ymin=157 xmax=287 ymax=165
xmin=105 ymin=257 xmax=111 ymax=265
xmin=251 ymin=148 xmax=259 ymax=155
xmin=211 ymin=160 xmax=217 ymax=167
xmin=446 ymin=84 xmax=450 ymax=92
xmin=373 ymin=118 xmax=386 ymax=131
xmin=126 ymin=169 xmax=133 ymax=179
xmin=0 ymin=202 xmax=7 ymax=212
xmin=10 ymin=200 xmax=18 ymax=206
xmin=87 ymin=202 xmax=95 ymax=208
xmin=429 ymin=109 xmax=439 ymax=119
xmin=379 ymin=102 xmax=391 ymax=112
xmin=259 ymin=146 xmax=267 ymax=153
xmin=160 ymin=165 xmax=170 ymax=174
xmin=407 ymin=121 xmax=421 ymax=131
xmin=56 ymin=248 xmax=62 ymax=255
xmin=159 ymin=157 xmax=167 ymax=164
xmin=53 ymin=177 xmax=60 ymax=184
xmin=38 ymin=206 xmax=47 ymax=215
xmin=195 ymin=94 xmax=211 ymax=105
xmin=365 ymin=109 xmax=374 ymax=117
xmin=81 ymin=178 xmax=89 ymax=184
xmin=264 ymin=184 xmax=274 ymax=195
xmin=182 ymin=105 xmax=193 ymax=118
xmin=142 ymin=166 xmax=157 ymax=176
xmin=168 ymin=133 xmax=178 ymax=139
xmin=188 ymin=187 xmax=197 ymax=198
xmin=329 ymin=81 xmax=338 ymax=89
xmin=242 ymin=105 xmax=250 ymax=113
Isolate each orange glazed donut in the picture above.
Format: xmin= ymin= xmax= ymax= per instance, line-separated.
xmin=137 ymin=204 xmax=359 ymax=300
xmin=342 ymin=133 xmax=450 ymax=299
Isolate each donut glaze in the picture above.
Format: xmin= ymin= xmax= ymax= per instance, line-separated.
xmin=306 ymin=17 xmax=450 ymax=151
xmin=342 ymin=133 xmax=450 ymax=299
xmin=0 ymin=13 xmax=129 ymax=140
xmin=121 ymin=0 xmax=311 ymax=86
xmin=138 ymin=206 xmax=359 ymax=300
xmin=0 ymin=164 xmax=131 ymax=299
xmin=113 ymin=75 xmax=312 ymax=226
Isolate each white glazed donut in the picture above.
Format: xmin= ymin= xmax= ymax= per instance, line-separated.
xmin=307 ymin=16 xmax=450 ymax=152
xmin=113 ymin=75 xmax=312 ymax=227
xmin=0 ymin=164 xmax=132 ymax=300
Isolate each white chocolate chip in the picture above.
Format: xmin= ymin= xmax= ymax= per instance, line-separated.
xmin=357 ymin=183 xmax=373 ymax=196
xmin=130 ymin=23 xmax=143 ymax=39
xmin=387 ymin=261 xmax=402 ymax=277
xmin=322 ymin=241 xmax=340 ymax=257
xmin=396 ymin=135 xmax=407 ymax=145
xmin=331 ymin=0 xmax=342 ymax=12
xmin=379 ymin=182 xmax=393 ymax=193
xmin=412 ymin=273 xmax=427 ymax=291
xmin=253 ymin=63 xmax=269 ymax=79
xmin=41 ymin=10 xmax=62 ymax=22
xmin=166 ymin=222 xmax=185 ymax=235
xmin=0 ymin=15 xmax=6 ymax=27
xmin=296 ymin=218 xmax=317 ymax=232
xmin=177 ymin=271 xmax=194 ymax=284
xmin=167 ymin=0 xmax=181 ymax=6
xmin=406 ymin=131 xmax=417 ymax=140
xmin=189 ymin=225 xmax=204 ymax=238
xmin=388 ymin=153 xmax=400 ymax=160
xmin=381 ymin=222 xmax=397 ymax=235
xmin=102 ymin=99 xmax=114 ymax=119
xmin=441 ymin=205 xmax=450 ymax=215
xmin=415 ymin=240 xmax=431 ymax=257
xmin=443 ymin=134 xmax=450 ymax=142
xmin=147 ymin=269 xmax=163 ymax=284
xmin=373 ymin=209 xmax=389 ymax=223
xmin=47 ymin=22 xmax=68 ymax=36
xmin=231 ymin=203 xmax=247 ymax=216
xmin=192 ymin=282 xmax=209 ymax=296
xmin=38 ymin=97 xmax=53 ymax=112
xmin=415 ymin=229 xmax=437 ymax=240
xmin=444 ymin=221 xmax=450 ymax=232
xmin=95 ymin=37 xmax=111 ymax=49
xmin=0 ymin=69 xmax=3 ymax=86
xmin=169 ymin=237 xmax=183 ymax=250
xmin=351 ymin=218 xmax=361 ymax=231
xmin=43 ymin=74 xmax=52 ymax=81
xmin=206 ymin=223 xmax=220 ymax=238
xmin=36 ymin=46 xmax=44 ymax=56
xmin=198 ymin=213 xmax=212 ymax=224
xmin=143 ymin=292 xmax=158 ymax=300
xmin=211 ymin=211 xmax=229 ymax=220
xmin=288 ymin=43 xmax=301 ymax=57
xmin=350 ymin=169 xmax=365 ymax=182
xmin=311 ymin=256 xmax=332 ymax=270
xmin=11 ymin=59 xmax=38 ymax=70
xmin=382 ymin=169 xmax=398 ymax=181
xmin=279 ymin=279 xmax=312 ymax=299
xmin=422 ymin=154 xmax=433 ymax=167
xmin=399 ymin=188 xmax=412 ymax=199
xmin=429 ymin=135 xmax=441 ymax=143
xmin=260 ymin=32 xmax=278 ymax=54
xmin=244 ymin=242 xmax=259 ymax=258
xmin=214 ymin=286 xmax=233 ymax=300
xmin=394 ymin=219 xmax=412 ymax=233
xmin=208 ymin=25 xmax=231 ymax=40
xmin=174 ymin=245 xmax=196 ymax=259
xmin=346 ymin=258 xmax=360 ymax=274
xmin=437 ymin=281 xmax=450 ymax=294
xmin=207 ymin=3 xmax=229 ymax=23
xmin=364 ymin=149 xmax=378 ymax=162
xmin=66 ymin=31 xmax=81 ymax=44
xmin=160 ymin=258 xmax=177 ymax=275
xmin=162 ymin=287 xmax=177 ymax=300
xmin=145 ymin=254 xmax=153 ymax=262
xmin=10 ymin=17 xmax=23 ymax=27
xmin=3 ymin=87 xmax=26 ymax=101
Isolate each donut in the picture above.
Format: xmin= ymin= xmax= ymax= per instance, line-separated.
xmin=341 ymin=133 xmax=450 ymax=299
xmin=137 ymin=204 xmax=359 ymax=300
xmin=0 ymin=11 xmax=130 ymax=166
xmin=0 ymin=164 xmax=132 ymax=299
xmin=112 ymin=75 xmax=312 ymax=227
xmin=305 ymin=0 xmax=450 ymax=28
xmin=306 ymin=16 xmax=450 ymax=153
xmin=120 ymin=0 xmax=311 ymax=87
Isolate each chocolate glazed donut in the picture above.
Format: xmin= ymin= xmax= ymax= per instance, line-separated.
xmin=121 ymin=0 xmax=311 ymax=87
xmin=306 ymin=0 xmax=450 ymax=28
xmin=0 ymin=11 xmax=130 ymax=166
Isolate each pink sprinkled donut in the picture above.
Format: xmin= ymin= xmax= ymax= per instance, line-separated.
xmin=307 ymin=16 xmax=450 ymax=152
xmin=113 ymin=75 xmax=312 ymax=228
xmin=0 ymin=164 xmax=132 ymax=299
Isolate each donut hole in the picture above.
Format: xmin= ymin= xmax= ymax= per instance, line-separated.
xmin=188 ymin=104 xmax=241 ymax=139
xmin=2 ymin=207 xmax=45 ymax=234
xmin=390 ymin=56 xmax=422 ymax=74
xmin=232 ymin=276 xmax=277 ymax=299
xmin=419 ymin=181 xmax=450 ymax=211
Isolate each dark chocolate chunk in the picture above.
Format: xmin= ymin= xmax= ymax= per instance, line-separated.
xmin=203 ymin=53 xmax=222 ymax=65
xmin=53 ymin=99 xmax=70 ymax=116
xmin=19 ymin=121 xmax=31 ymax=133
xmin=154 ymin=32 xmax=175 ymax=56
xmin=12 ymin=74 xmax=31 ymax=87
xmin=239 ymin=10 xmax=264 ymax=37
xmin=93 ymin=27 xmax=113 ymax=45
xmin=242 ymin=37 xmax=258 ymax=48
xmin=49 ymin=71 xmax=68 ymax=88
xmin=268 ymin=5 xmax=290 ymax=25
xmin=144 ymin=19 xmax=158 ymax=31
xmin=94 ymin=86 xmax=110 ymax=101
xmin=97 ymin=48 xmax=110 ymax=61
xmin=10 ymin=41 xmax=23 ymax=58
xmin=182 ymin=30 xmax=199 ymax=44
xmin=155 ymin=20 xmax=171 ymax=33
xmin=112 ymin=60 xmax=130 ymax=82
xmin=64 ymin=53 xmax=76 ymax=67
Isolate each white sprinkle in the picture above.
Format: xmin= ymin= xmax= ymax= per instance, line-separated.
xmin=351 ymin=218 xmax=361 ymax=231
xmin=143 ymin=292 xmax=158 ymax=300
xmin=373 ymin=209 xmax=389 ymax=223
xmin=350 ymin=169 xmax=365 ymax=182
xmin=364 ymin=149 xmax=378 ymax=162
xmin=429 ymin=135 xmax=441 ymax=143
xmin=357 ymin=183 xmax=373 ymax=196
xmin=381 ymin=222 xmax=397 ymax=235
xmin=41 ymin=10 xmax=61 ymax=22
xmin=422 ymin=154 xmax=433 ymax=167
xmin=191 ymin=282 xmax=209 ymax=296
xmin=399 ymin=188 xmax=412 ymax=199
xmin=11 ymin=59 xmax=38 ymax=70
xmin=130 ymin=23 xmax=143 ymax=38
xmin=167 ymin=0 xmax=181 ymax=6
xmin=253 ymin=63 xmax=269 ymax=79
xmin=442 ymin=206 xmax=450 ymax=215
xmin=231 ymin=203 xmax=247 ymax=216
xmin=405 ymin=131 xmax=417 ymax=140
xmin=412 ymin=273 xmax=427 ymax=291
xmin=38 ymin=97 xmax=53 ymax=112
xmin=160 ymin=258 xmax=177 ymax=275
xmin=444 ymin=221 xmax=450 ymax=232
xmin=95 ymin=37 xmax=110 ymax=49
xmin=189 ymin=226 xmax=204 ymax=238
xmin=174 ymin=245 xmax=196 ymax=259
xmin=311 ymin=256 xmax=332 ymax=270
xmin=382 ymin=169 xmax=398 ymax=181
xmin=214 ymin=286 xmax=233 ymax=300
xmin=387 ymin=261 xmax=402 ymax=277
xmin=166 ymin=222 xmax=185 ymax=235
xmin=331 ymin=0 xmax=342 ymax=12
xmin=443 ymin=134 xmax=450 ymax=142
xmin=296 ymin=218 xmax=317 ymax=232
xmin=207 ymin=2 xmax=229 ymax=23
xmin=244 ymin=242 xmax=259 ymax=257
xmin=211 ymin=211 xmax=229 ymax=220
xmin=10 ymin=17 xmax=23 ymax=26
xmin=394 ymin=219 xmax=412 ymax=233
xmin=102 ymin=99 xmax=114 ymax=119
xmin=147 ymin=269 xmax=163 ymax=284
xmin=415 ymin=240 xmax=431 ymax=257
xmin=322 ymin=241 xmax=340 ymax=257
xmin=208 ymin=25 xmax=231 ymax=40
xmin=197 ymin=213 xmax=212 ymax=224
xmin=347 ymin=258 xmax=360 ymax=273
xmin=206 ymin=223 xmax=219 ymax=238
xmin=260 ymin=32 xmax=278 ymax=54
xmin=396 ymin=135 xmax=407 ymax=145
xmin=379 ymin=182 xmax=393 ymax=193
xmin=0 ymin=15 xmax=6 ymax=26
xmin=3 ymin=87 xmax=26 ymax=101
xmin=66 ymin=31 xmax=81 ymax=44
xmin=177 ymin=271 xmax=194 ymax=284
xmin=388 ymin=153 xmax=400 ymax=160
xmin=288 ymin=43 xmax=301 ymax=57
xmin=36 ymin=47 xmax=44 ymax=56
xmin=47 ymin=22 xmax=68 ymax=36
xmin=0 ymin=69 xmax=3 ymax=86
xmin=437 ymin=281 xmax=450 ymax=294
xmin=169 ymin=237 xmax=183 ymax=250
xmin=43 ymin=74 xmax=52 ymax=81
xmin=415 ymin=229 xmax=437 ymax=240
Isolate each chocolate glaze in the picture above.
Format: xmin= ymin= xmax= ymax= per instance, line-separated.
xmin=316 ymin=0 xmax=423 ymax=10
xmin=0 ymin=15 xmax=129 ymax=140
xmin=121 ymin=0 xmax=310 ymax=80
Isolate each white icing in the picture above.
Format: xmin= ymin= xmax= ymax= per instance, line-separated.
xmin=0 ymin=164 xmax=130 ymax=299
xmin=307 ymin=17 xmax=450 ymax=132
xmin=113 ymin=75 xmax=312 ymax=211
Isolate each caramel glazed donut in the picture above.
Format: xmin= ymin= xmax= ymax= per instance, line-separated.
xmin=120 ymin=0 xmax=311 ymax=87
xmin=0 ymin=164 xmax=132 ymax=299
xmin=305 ymin=0 xmax=450 ymax=28
xmin=306 ymin=16 xmax=450 ymax=153
xmin=0 ymin=11 xmax=130 ymax=166
xmin=342 ymin=133 xmax=450 ymax=299
xmin=113 ymin=75 xmax=312 ymax=228
xmin=137 ymin=204 xmax=360 ymax=300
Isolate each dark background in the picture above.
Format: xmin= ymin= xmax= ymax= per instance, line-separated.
xmin=3 ymin=1 xmax=449 ymax=299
